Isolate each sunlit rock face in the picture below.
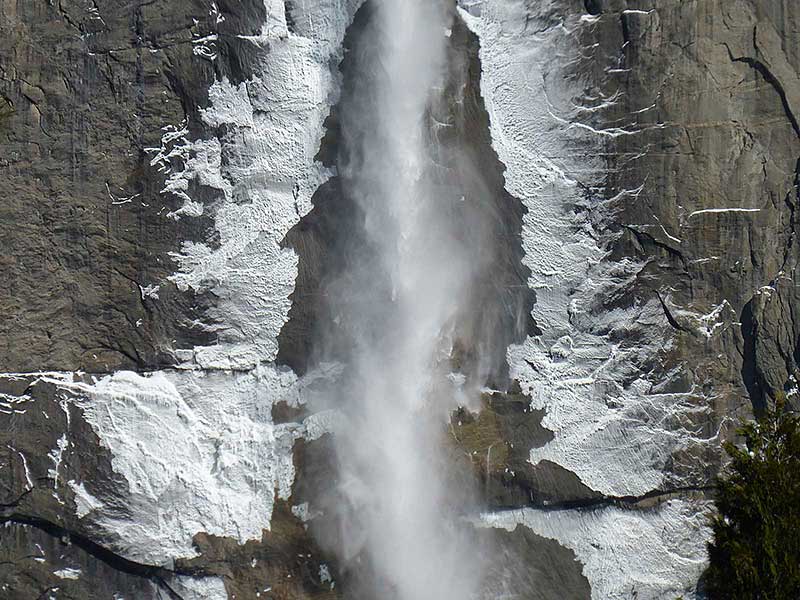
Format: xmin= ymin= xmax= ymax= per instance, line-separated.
xmin=0 ymin=0 xmax=361 ymax=597
xmin=2 ymin=0 xmax=800 ymax=599
xmin=459 ymin=0 xmax=800 ymax=597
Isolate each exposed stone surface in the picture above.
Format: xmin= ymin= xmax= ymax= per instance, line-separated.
xmin=0 ymin=0 xmax=237 ymax=373
xmin=0 ymin=522 xmax=159 ymax=599
xmin=1 ymin=0 xmax=800 ymax=598
xmin=592 ymin=0 xmax=800 ymax=420
xmin=178 ymin=501 xmax=341 ymax=600
xmin=562 ymin=0 xmax=800 ymax=498
xmin=0 ymin=0 xmax=327 ymax=597
xmin=480 ymin=525 xmax=592 ymax=600
xmin=463 ymin=0 xmax=799 ymax=596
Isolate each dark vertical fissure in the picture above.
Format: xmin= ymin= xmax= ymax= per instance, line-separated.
xmin=740 ymin=299 xmax=767 ymax=414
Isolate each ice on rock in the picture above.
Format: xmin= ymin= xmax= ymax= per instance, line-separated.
xmin=162 ymin=0 xmax=363 ymax=371
xmin=44 ymin=368 xmax=301 ymax=566
xmin=484 ymin=499 xmax=712 ymax=600
xmin=53 ymin=568 xmax=82 ymax=580
xmin=67 ymin=480 xmax=104 ymax=518
xmin=459 ymin=0 xmax=718 ymax=498
xmin=462 ymin=0 xmax=717 ymax=595
xmin=34 ymin=0 xmax=364 ymax=571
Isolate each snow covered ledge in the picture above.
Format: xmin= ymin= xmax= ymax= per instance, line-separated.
xmin=482 ymin=499 xmax=711 ymax=600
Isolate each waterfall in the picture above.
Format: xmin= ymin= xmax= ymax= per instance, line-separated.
xmin=312 ymin=0 xmax=486 ymax=597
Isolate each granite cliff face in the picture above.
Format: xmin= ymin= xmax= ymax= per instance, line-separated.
xmin=1 ymin=0 xmax=799 ymax=599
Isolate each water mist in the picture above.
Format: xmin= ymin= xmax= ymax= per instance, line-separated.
xmin=312 ymin=0 xmax=491 ymax=597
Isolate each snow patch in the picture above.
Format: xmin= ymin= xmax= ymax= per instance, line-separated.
xmin=462 ymin=2 xmax=717 ymax=595
xmin=0 ymin=392 xmax=31 ymax=415
xmin=7 ymin=445 xmax=33 ymax=490
xmin=688 ymin=207 xmax=761 ymax=217
xmin=459 ymin=0 xmax=717 ymax=498
xmin=158 ymin=575 xmax=228 ymax=600
xmin=29 ymin=0 xmax=366 ymax=568
xmin=160 ymin=0 xmax=362 ymax=371
xmin=53 ymin=568 xmax=81 ymax=580
xmin=43 ymin=368 xmax=303 ymax=566
xmin=484 ymin=499 xmax=712 ymax=600
xmin=68 ymin=480 xmax=104 ymax=518
xmin=47 ymin=434 xmax=68 ymax=488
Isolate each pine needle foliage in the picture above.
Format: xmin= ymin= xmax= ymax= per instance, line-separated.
xmin=706 ymin=397 xmax=800 ymax=599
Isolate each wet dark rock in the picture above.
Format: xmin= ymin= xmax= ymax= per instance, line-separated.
xmin=278 ymin=4 xmax=537 ymax=385
xmin=481 ymin=525 xmax=592 ymax=600
xmin=450 ymin=391 xmax=603 ymax=508
xmin=179 ymin=501 xmax=340 ymax=600
xmin=0 ymin=523 xmax=159 ymax=600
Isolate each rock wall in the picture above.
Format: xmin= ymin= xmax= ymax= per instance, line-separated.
xmin=459 ymin=0 xmax=800 ymax=597
xmin=1 ymin=0 xmax=356 ymax=597
xmin=1 ymin=0 xmax=799 ymax=599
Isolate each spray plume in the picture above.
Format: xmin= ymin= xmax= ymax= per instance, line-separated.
xmin=311 ymin=0 xmax=492 ymax=597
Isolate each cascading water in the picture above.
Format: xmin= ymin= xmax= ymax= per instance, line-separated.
xmin=310 ymin=0 xmax=487 ymax=597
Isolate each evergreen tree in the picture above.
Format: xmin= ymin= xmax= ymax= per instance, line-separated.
xmin=707 ymin=398 xmax=800 ymax=599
